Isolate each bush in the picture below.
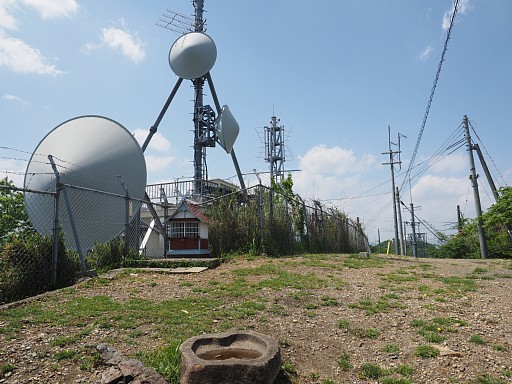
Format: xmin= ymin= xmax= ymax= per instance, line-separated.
xmin=0 ymin=232 xmax=79 ymax=303
xmin=86 ymin=238 xmax=143 ymax=272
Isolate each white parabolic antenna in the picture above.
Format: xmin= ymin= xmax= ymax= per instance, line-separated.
xmin=169 ymin=32 xmax=217 ymax=79
xmin=215 ymin=105 xmax=239 ymax=154
xmin=24 ymin=115 xmax=147 ymax=252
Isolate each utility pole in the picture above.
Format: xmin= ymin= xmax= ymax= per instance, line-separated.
xmin=410 ymin=202 xmax=418 ymax=258
xmin=382 ymin=126 xmax=404 ymax=255
xmin=463 ymin=114 xmax=488 ymax=259
xmin=396 ymin=187 xmax=406 ymax=256
xmin=457 ymin=205 xmax=463 ymax=232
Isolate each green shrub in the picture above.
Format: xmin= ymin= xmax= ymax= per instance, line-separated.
xmin=86 ymin=238 xmax=142 ymax=271
xmin=0 ymin=232 xmax=78 ymax=303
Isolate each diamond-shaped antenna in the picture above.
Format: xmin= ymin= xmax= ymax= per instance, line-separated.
xmin=156 ymin=9 xmax=195 ymax=35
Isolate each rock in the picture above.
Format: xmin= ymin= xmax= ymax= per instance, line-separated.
xmin=92 ymin=344 xmax=167 ymax=384
xmin=433 ymin=345 xmax=464 ymax=357
xmin=180 ymin=331 xmax=281 ymax=384
xmin=99 ymin=366 xmax=123 ymax=384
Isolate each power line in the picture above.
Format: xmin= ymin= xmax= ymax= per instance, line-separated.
xmin=401 ymin=0 xmax=461 ymax=195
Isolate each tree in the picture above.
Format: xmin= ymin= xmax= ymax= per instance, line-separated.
xmin=434 ymin=186 xmax=512 ymax=259
xmin=0 ymin=179 xmax=32 ymax=244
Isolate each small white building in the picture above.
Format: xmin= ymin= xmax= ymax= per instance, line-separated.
xmin=165 ymin=200 xmax=210 ymax=258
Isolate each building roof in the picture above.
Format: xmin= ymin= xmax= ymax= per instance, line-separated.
xmin=166 ymin=199 xmax=210 ymax=224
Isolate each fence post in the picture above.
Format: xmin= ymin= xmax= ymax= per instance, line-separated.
xmin=48 ymin=155 xmax=61 ymax=288
xmin=256 ymin=174 xmax=264 ymax=253
xmin=118 ymin=176 xmax=130 ymax=254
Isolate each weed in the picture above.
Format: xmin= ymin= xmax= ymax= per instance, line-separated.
xmin=395 ymin=364 xmax=415 ymax=376
xmin=381 ymin=270 xmax=419 ymax=283
xmin=381 ymin=343 xmax=400 ymax=354
xmin=139 ymin=340 xmax=182 ymax=383
xmin=352 ymin=327 xmax=380 ymax=339
xmin=492 ymin=344 xmax=508 ymax=352
xmin=477 ymin=375 xmax=506 ymax=384
xmin=469 ymin=335 xmax=487 ymax=345
xmin=54 ymin=349 xmax=76 ymax=361
xmin=78 ymin=351 xmax=101 ymax=371
xmin=359 ymin=363 xmax=384 ymax=379
xmin=321 ymin=380 xmax=338 ymax=384
xmin=437 ymin=276 xmax=477 ymax=293
xmin=310 ymin=372 xmax=319 ymax=380
xmin=380 ymin=378 xmax=412 ymax=384
xmin=419 ymin=330 xmax=446 ymax=343
xmin=320 ymin=295 xmax=338 ymax=306
xmin=0 ymin=364 xmax=15 ymax=378
xmin=337 ymin=352 xmax=351 ymax=371
xmin=337 ymin=318 xmax=350 ymax=329
xmin=342 ymin=254 xmax=388 ymax=269
xmin=415 ymin=345 xmax=439 ymax=358
xmin=282 ymin=361 xmax=297 ymax=375
xmin=280 ymin=339 xmax=293 ymax=348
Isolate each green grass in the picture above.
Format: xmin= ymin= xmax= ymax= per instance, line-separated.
xmin=352 ymin=327 xmax=381 ymax=339
xmin=477 ymin=375 xmax=506 ymax=384
xmin=320 ymin=295 xmax=339 ymax=306
xmin=493 ymin=344 xmax=508 ymax=352
xmin=381 ymin=343 xmax=400 ymax=354
xmin=359 ymin=363 xmax=385 ymax=379
xmin=415 ymin=345 xmax=440 ymax=358
xmin=54 ymin=349 xmax=77 ymax=361
xmin=348 ymin=294 xmax=405 ymax=315
xmin=0 ymin=364 xmax=15 ymax=378
xmin=469 ymin=334 xmax=487 ymax=345
xmin=337 ymin=318 xmax=350 ymax=329
xmin=337 ymin=352 xmax=351 ymax=371
xmin=342 ymin=254 xmax=388 ymax=269
xmin=380 ymin=378 xmax=412 ymax=384
xmin=437 ymin=276 xmax=478 ymax=293
xmin=381 ymin=270 xmax=419 ymax=283
xmin=411 ymin=317 xmax=466 ymax=343
xmin=395 ymin=364 xmax=415 ymax=377
xmin=137 ymin=340 xmax=182 ymax=383
xmin=282 ymin=361 xmax=298 ymax=375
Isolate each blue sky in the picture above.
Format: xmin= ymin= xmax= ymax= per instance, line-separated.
xmin=1 ymin=0 xmax=511 ymax=244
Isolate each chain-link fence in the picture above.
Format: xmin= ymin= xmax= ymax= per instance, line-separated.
xmin=1 ymin=178 xmax=369 ymax=304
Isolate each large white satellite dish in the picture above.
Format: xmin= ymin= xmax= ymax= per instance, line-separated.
xmin=215 ymin=105 xmax=239 ymax=154
xmin=169 ymin=32 xmax=217 ymax=79
xmin=24 ymin=115 xmax=147 ymax=252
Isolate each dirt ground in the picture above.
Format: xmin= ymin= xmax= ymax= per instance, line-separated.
xmin=1 ymin=253 xmax=512 ymax=384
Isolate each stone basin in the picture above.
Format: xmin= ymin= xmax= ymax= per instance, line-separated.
xmin=180 ymin=330 xmax=281 ymax=384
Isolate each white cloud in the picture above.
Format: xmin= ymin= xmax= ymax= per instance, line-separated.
xmin=419 ymin=46 xmax=433 ymax=61
xmin=144 ymin=155 xmax=176 ymax=173
xmin=0 ymin=158 xmax=26 ymax=186
xmin=442 ymin=0 xmax=470 ymax=31
xmin=0 ymin=0 xmax=77 ymax=75
xmin=292 ymin=145 xmax=375 ymax=200
xmin=0 ymin=1 xmax=19 ymax=31
xmin=0 ymin=34 xmax=64 ymax=75
xmin=86 ymin=24 xmax=145 ymax=63
xmin=297 ymin=145 xmax=374 ymax=176
xmin=132 ymin=128 xmax=171 ymax=152
xmin=2 ymin=93 xmax=30 ymax=105
xmin=19 ymin=0 xmax=79 ymax=19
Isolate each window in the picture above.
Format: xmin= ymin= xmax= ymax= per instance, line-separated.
xmin=170 ymin=221 xmax=199 ymax=238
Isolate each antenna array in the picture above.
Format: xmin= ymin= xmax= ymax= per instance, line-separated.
xmin=156 ymin=9 xmax=194 ymax=35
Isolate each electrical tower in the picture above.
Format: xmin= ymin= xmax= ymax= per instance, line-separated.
xmin=264 ymin=115 xmax=286 ymax=183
